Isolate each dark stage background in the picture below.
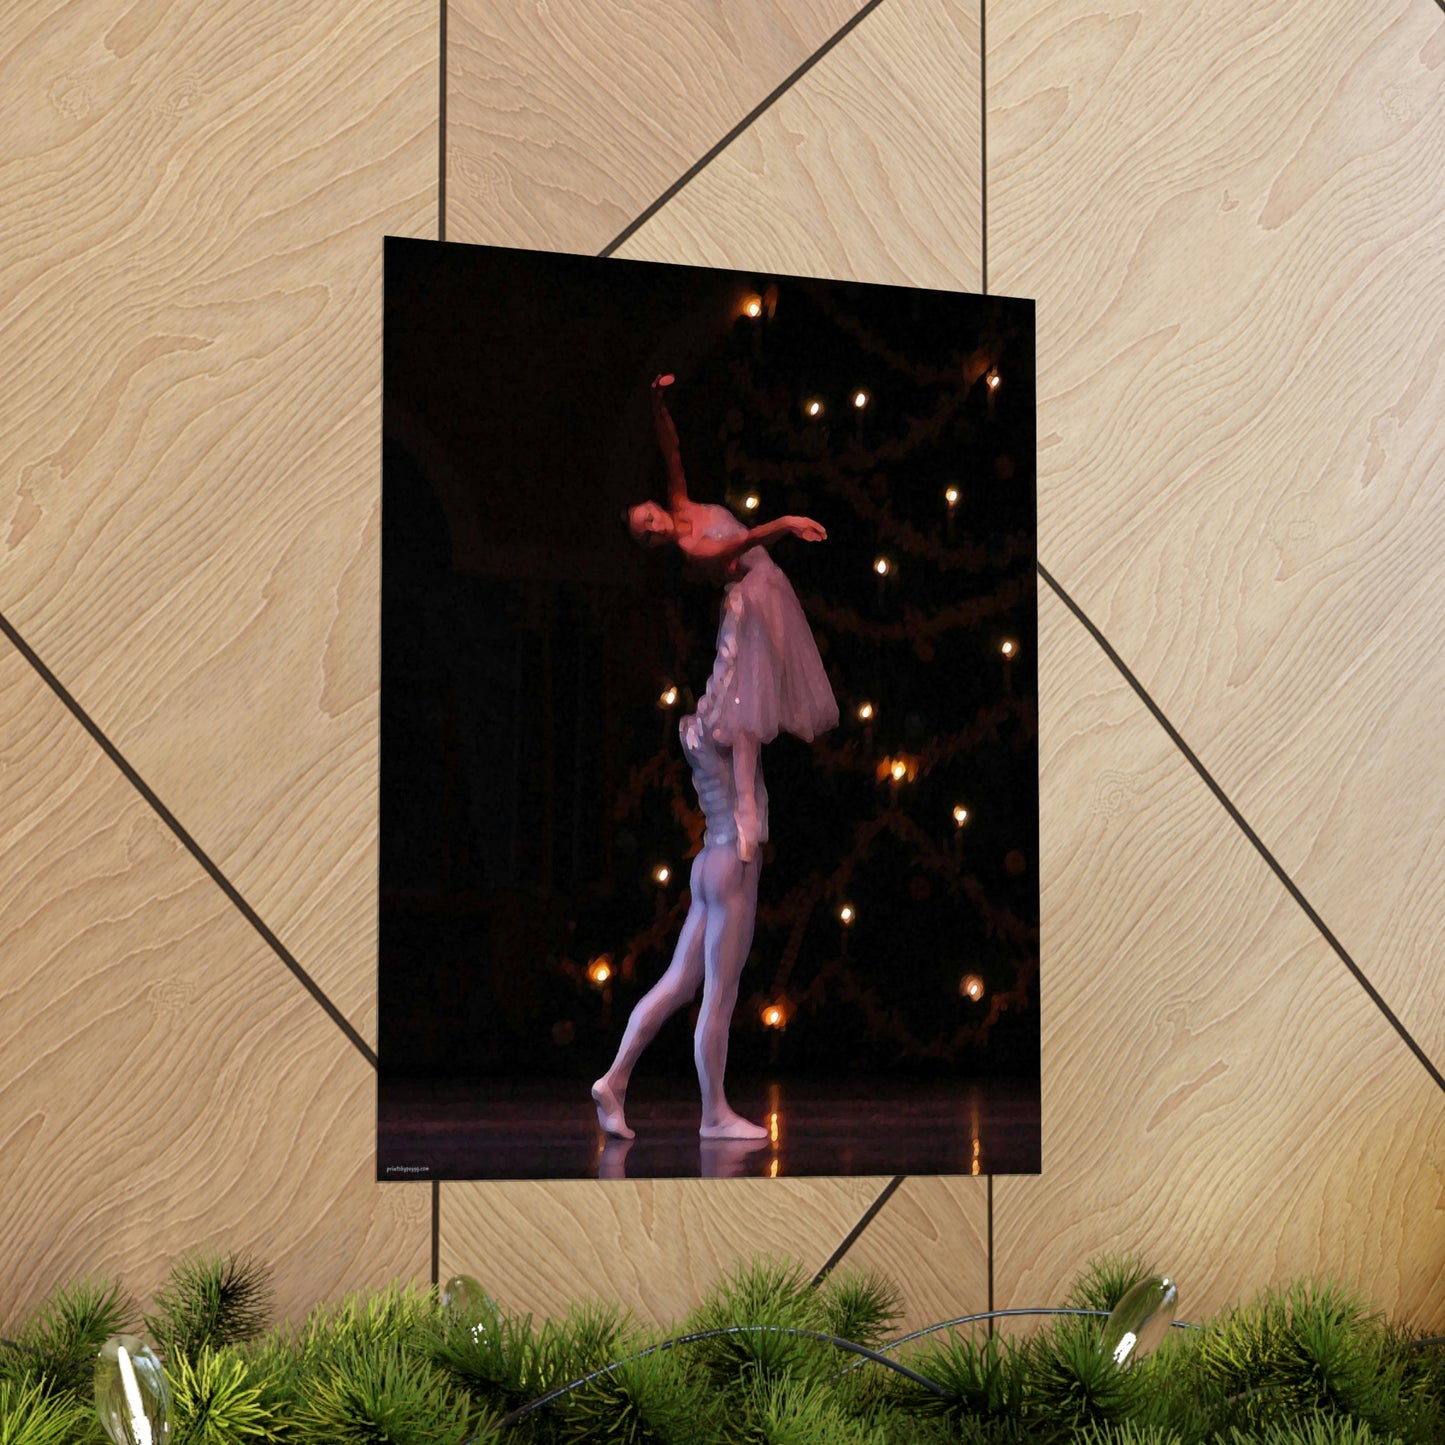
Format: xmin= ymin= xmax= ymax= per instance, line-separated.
xmin=380 ymin=238 xmax=1038 ymax=1178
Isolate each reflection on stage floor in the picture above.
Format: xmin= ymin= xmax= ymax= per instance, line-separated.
xmin=377 ymin=1075 xmax=1039 ymax=1181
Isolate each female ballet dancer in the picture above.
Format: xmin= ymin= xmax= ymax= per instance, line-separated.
xmin=591 ymin=374 xmax=837 ymax=1141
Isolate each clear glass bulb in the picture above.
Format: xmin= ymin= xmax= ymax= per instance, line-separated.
xmin=95 ymin=1335 xmax=170 ymax=1445
xmin=442 ymin=1274 xmax=505 ymax=1357
xmin=1099 ymin=1275 xmax=1178 ymax=1366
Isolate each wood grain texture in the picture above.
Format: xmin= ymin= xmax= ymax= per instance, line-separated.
xmin=616 ymin=0 xmax=982 ymax=291
xmin=0 ymin=642 xmax=428 ymax=1329
xmin=439 ymin=1177 xmax=883 ymax=1326
xmin=445 ymin=0 xmax=862 ymax=252
xmin=994 ymin=589 xmax=1445 ymax=1326
xmin=0 ymin=0 xmax=437 ymax=1045
xmin=990 ymin=0 xmax=1445 ymax=1069
xmin=835 ymin=1178 xmax=989 ymax=1332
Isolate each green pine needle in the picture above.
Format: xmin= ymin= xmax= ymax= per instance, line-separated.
xmin=168 ymin=1344 xmax=275 ymax=1445
xmin=0 ymin=1377 xmax=95 ymax=1445
xmin=816 ymin=1269 xmax=902 ymax=1352
xmin=1066 ymin=1253 xmax=1155 ymax=1314
xmin=6 ymin=1278 xmax=132 ymax=1402
xmin=145 ymin=1250 xmax=273 ymax=1360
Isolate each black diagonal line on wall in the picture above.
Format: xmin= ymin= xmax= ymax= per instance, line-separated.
xmin=598 ymin=0 xmax=888 ymax=259
xmin=0 ymin=608 xmax=379 ymax=1071
xmin=1037 ymin=562 xmax=1445 ymax=1095
xmin=811 ymin=1176 xmax=906 ymax=1285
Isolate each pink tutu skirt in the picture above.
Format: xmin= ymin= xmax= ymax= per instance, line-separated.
xmin=696 ymin=548 xmax=838 ymax=746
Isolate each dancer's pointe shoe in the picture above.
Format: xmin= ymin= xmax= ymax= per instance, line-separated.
xmin=699 ymin=1108 xmax=769 ymax=1141
xmin=591 ymin=1079 xmax=634 ymax=1139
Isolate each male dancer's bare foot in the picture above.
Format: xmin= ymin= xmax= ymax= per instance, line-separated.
xmin=591 ymin=1078 xmax=634 ymax=1139
xmin=699 ymin=1108 xmax=769 ymax=1141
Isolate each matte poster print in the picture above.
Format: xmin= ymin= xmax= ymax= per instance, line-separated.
xmin=379 ymin=238 xmax=1038 ymax=1181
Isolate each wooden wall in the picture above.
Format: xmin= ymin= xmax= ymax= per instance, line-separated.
xmin=2 ymin=0 xmax=1441 ymax=1336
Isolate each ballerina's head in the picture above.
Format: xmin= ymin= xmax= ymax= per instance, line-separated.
xmin=625 ymin=500 xmax=677 ymax=546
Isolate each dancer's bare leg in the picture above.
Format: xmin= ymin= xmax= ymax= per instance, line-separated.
xmin=695 ymin=847 xmax=768 ymax=1139
xmin=592 ymin=874 xmax=707 ymax=1138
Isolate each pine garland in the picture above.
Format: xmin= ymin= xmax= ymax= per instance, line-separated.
xmin=1 ymin=1252 xmax=1439 ymax=1444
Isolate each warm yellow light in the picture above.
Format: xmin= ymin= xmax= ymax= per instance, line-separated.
xmin=857 ymin=701 xmax=874 ymax=721
xmin=873 ymin=556 xmax=890 ymax=576
xmin=944 ymin=485 xmax=960 ymax=506
xmin=762 ymin=1004 xmax=785 ymax=1029
xmin=653 ymin=864 xmax=671 ymax=885
xmin=742 ymin=294 xmax=763 ymax=319
xmin=806 ymin=399 xmax=823 ymax=418
xmin=986 ymin=370 xmax=1001 ymax=390
xmin=743 ymin=493 xmax=760 ymax=511
xmin=953 ymin=804 xmax=970 ymax=826
xmin=839 ymin=904 xmax=855 ymax=925
xmin=587 ymin=956 xmax=613 ymax=986
xmin=960 ymin=973 xmax=985 ymax=1001
xmin=659 ymin=686 xmax=678 ymax=707
xmin=852 ymin=389 xmax=869 ymax=409
xmin=769 ymin=1111 xmax=780 ymax=1144
xmin=891 ymin=760 xmax=907 ymax=782
xmin=1001 ymin=639 xmax=1017 ymax=658
xmin=768 ymin=1156 xmax=780 ymax=1177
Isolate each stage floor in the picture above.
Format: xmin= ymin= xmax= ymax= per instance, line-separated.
xmin=378 ymin=1075 xmax=1039 ymax=1181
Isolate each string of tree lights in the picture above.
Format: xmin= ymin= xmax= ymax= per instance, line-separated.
xmin=570 ymin=278 xmax=1038 ymax=1079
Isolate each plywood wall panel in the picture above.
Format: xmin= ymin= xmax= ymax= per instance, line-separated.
xmin=990 ymin=0 xmax=1445 ymax=1068
xmin=834 ymin=1178 xmax=989 ymax=1332
xmin=0 ymin=0 xmax=437 ymax=1045
xmin=993 ymin=590 xmax=1445 ymax=1326
xmin=440 ymin=1177 xmax=880 ymax=1326
xmin=0 ymin=643 xmax=427 ymax=1329
xmin=445 ymin=0 xmax=862 ymax=252
xmin=617 ymin=0 xmax=982 ymax=292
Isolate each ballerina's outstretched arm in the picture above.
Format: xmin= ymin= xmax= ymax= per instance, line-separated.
xmin=651 ymin=373 xmax=692 ymax=514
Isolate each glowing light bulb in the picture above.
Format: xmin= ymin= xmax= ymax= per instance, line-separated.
xmin=852 ymin=389 xmax=869 ymax=409
xmin=953 ymin=804 xmax=970 ymax=826
xmin=986 ymin=370 xmax=1001 ymax=390
xmin=944 ymin=485 xmax=960 ymax=506
xmin=891 ymin=760 xmax=907 ymax=782
xmin=857 ymin=701 xmax=874 ymax=721
xmin=95 ymin=1337 xmax=170 ymax=1445
xmin=960 ymin=973 xmax=985 ymax=1001
xmin=1001 ymin=639 xmax=1017 ymax=658
xmin=805 ymin=399 xmax=823 ymax=418
xmin=587 ymin=956 xmax=613 ymax=986
xmin=743 ymin=493 xmax=760 ymax=511
xmin=762 ymin=1004 xmax=785 ymax=1028
xmin=839 ymin=904 xmax=855 ymax=925
xmin=652 ymin=864 xmax=670 ymax=885
xmin=659 ymin=686 xmax=678 ymax=707
xmin=742 ymin=294 xmax=763 ymax=319
xmin=874 ymin=556 xmax=890 ymax=576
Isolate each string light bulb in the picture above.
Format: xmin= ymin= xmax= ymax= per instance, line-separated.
xmin=953 ymin=804 xmax=970 ymax=826
xmin=960 ymin=973 xmax=985 ymax=1001
xmin=857 ymin=701 xmax=874 ymax=721
xmin=838 ymin=904 xmax=855 ymax=925
xmin=873 ymin=556 xmax=890 ymax=577
xmin=652 ymin=864 xmax=670 ymax=885
xmin=944 ymin=485 xmax=960 ymax=507
xmin=761 ymin=1003 xmax=786 ymax=1029
xmin=743 ymin=493 xmax=760 ymax=511
xmin=891 ymin=759 xmax=907 ymax=782
xmin=805 ymin=398 xmax=824 ymax=418
xmin=1001 ymin=639 xmax=1017 ymax=658
xmin=587 ymin=956 xmax=613 ymax=986
xmin=742 ymin=294 xmax=763 ymax=319
xmin=659 ymin=686 xmax=678 ymax=707
xmin=986 ymin=369 xmax=1001 ymax=390
xmin=852 ymin=389 xmax=869 ymax=409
